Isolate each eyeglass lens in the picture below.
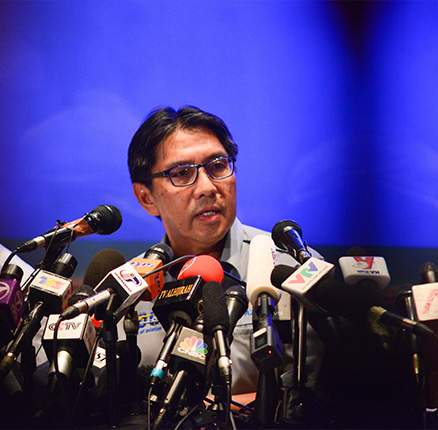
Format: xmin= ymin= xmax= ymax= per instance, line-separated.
xmin=169 ymin=157 xmax=233 ymax=186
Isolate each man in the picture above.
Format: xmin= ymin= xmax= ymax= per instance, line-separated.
xmin=127 ymin=106 xmax=323 ymax=395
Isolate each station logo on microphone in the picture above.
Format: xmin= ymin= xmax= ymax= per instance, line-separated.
xmin=177 ymin=336 xmax=208 ymax=360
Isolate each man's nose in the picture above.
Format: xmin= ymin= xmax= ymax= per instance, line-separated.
xmin=193 ymin=167 xmax=217 ymax=197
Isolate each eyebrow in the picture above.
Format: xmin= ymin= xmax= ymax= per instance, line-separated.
xmin=163 ymin=152 xmax=229 ymax=170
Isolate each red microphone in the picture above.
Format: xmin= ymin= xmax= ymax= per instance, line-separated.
xmin=177 ymin=255 xmax=224 ymax=283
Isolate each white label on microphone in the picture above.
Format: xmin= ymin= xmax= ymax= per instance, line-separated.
xmin=280 ymin=257 xmax=335 ymax=310
xmin=43 ymin=313 xmax=96 ymax=353
xmin=412 ymin=282 xmax=438 ymax=321
xmin=30 ymin=270 xmax=73 ymax=311
xmin=339 ymin=256 xmax=390 ymax=288
xmin=90 ymin=345 xmax=120 ymax=398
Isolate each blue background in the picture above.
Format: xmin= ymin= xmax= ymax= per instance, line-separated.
xmin=1 ymin=1 xmax=438 ymax=283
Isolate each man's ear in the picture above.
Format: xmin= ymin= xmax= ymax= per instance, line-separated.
xmin=133 ymin=183 xmax=161 ymax=217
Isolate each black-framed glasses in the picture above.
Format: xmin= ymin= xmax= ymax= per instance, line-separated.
xmin=146 ymin=156 xmax=235 ymax=187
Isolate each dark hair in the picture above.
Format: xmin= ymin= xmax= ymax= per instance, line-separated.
xmin=128 ymin=106 xmax=238 ymax=186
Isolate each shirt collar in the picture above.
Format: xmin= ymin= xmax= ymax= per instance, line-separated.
xmin=161 ymin=217 xmax=244 ymax=277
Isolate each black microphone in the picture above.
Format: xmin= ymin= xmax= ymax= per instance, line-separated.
xmin=271 ymin=265 xmax=436 ymax=337
xmin=84 ymin=248 xmax=127 ymax=288
xmin=203 ymin=281 xmax=232 ymax=386
xmin=149 ymin=258 xmax=223 ymax=387
xmin=224 ymin=285 xmax=249 ymax=344
xmin=143 ymin=243 xmax=174 ymax=264
xmin=59 ymin=249 xmax=126 ymax=321
xmin=50 ymin=252 xmax=78 ymax=279
xmin=420 ymin=261 xmax=438 ymax=284
xmin=152 ymin=324 xmax=212 ymax=429
xmin=16 ymin=204 xmax=122 ymax=253
xmin=272 ymin=219 xmax=311 ymax=264
xmin=396 ymin=283 xmax=424 ymax=389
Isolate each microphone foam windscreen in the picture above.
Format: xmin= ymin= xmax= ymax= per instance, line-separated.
xmin=246 ymin=234 xmax=281 ymax=305
xmin=270 ymin=264 xmax=296 ymax=289
xmin=88 ymin=204 xmax=123 ymax=235
xmin=83 ymin=248 xmax=126 ymax=288
xmin=177 ymin=255 xmax=224 ymax=283
xmin=203 ymin=281 xmax=230 ymax=335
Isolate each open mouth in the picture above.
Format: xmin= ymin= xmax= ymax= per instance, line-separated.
xmin=196 ymin=210 xmax=219 ymax=217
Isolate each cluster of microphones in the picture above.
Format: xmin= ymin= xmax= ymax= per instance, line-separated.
xmin=1 ymin=206 xmax=438 ymax=429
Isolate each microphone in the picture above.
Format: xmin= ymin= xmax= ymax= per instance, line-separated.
xmin=412 ymin=262 xmax=438 ymax=322
xmin=247 ymin=235 xmax=283 ymax=372
xmin=338 ymin=255 xmax=391 ymax=289
xmin=203 ymin=281 xmax=232 ymax=385
xmin=177 ymin=254 xmax=224 ymax=283
xmin=269 ymin=257 xmax=335 ymax=312
xmin=129 ymin=243 xmax=174 ymax=301
xmin=0 ymin=268 xmax=74 ymax=379
xmin=271 ymin=265 xmax=436 ymax=337
xmin=272 ymin=219 xmax=311 ymax=264
xmin=42 ymin=311 xmax=97 ymax=392
xmin=397 ymin=284 xmax=424 ymax=389
xmin=224 ymin=285 xmax=249 ymax=344
xmin=149 ymin=256 xmax=224 ymax=386
xmin=50 ymin=252 xmax=78 ymax=279
xmin=410 ymin=263 xmax=438 ymax=407
xmin=419 ymin=261 xmax=438 ymax=284
xmin=83 ymin=248 xmax=127 ymax=288
xmin=16 ymin=204 xmax=122 ymax=253
xmin=63 ymin=261 xmax=149 ymax=322
xmin=154 ymin=255 xmax=224 ymax=331
xmin=247 ymin=235 xmax=284 ymax=428
xmin=152 ymin=323 xmax=212 ymax=429
xmin=59 ymin=249 xmax=127 ymax=321
xmin=0 ymin=264 xmax=25 ymax=347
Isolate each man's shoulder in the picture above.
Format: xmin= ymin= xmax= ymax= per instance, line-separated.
xmin=237 ymin=219 xmax=323 ymax=262
xmin=240 ymin=223 xmax=270 ymax=243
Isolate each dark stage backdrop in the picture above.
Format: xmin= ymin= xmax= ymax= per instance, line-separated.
xmin=1 ymin=1 xmax=438 ymax=286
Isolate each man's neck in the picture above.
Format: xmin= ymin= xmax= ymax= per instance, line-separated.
xmin=171 ymin=237 xmax=226 ymax=261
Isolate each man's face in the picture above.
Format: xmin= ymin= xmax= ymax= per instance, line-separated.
xmin=134 ymin=128 xmax=237 ymax=257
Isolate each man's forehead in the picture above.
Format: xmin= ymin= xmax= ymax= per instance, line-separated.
xmin=154 ymin=127 xmax=227 ymax=166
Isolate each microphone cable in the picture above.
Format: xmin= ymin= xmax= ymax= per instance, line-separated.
xmin=70 ymin=322 xmax=104 ymax=421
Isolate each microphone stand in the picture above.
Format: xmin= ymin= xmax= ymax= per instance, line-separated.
xmin=285 ymin=298 xmax=310 ymax=422
xmin=251 ymin=294 xmax=283 ymax=428
xmin=123 ymin=306 xmax=140 ymax=413
xmin=102 ymin=294 xmax=119 ymax=428
xmin=282 ymin=298 xmax=324 ymax=428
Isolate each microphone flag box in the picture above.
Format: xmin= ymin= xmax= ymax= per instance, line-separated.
xmin=279 ymin=257 xmax=335 ymax=311
xmin=412 ymin=282 xmax=438 ymax=322
xmin=28 ymin=270 xmax=74 ymax=312
xmin=169 ymin=326 xmax=212 ymax=376
xmin=0 ymin=278 xmax=24 ymax=330
xmin=95 ymin=262 xmax=148 ymax=316
xmin=90 ymin=345 xmax=120 ymax=398
xmin=153 ymin=276 xmax=204 ymax=331
xmin=129 ymin=258 xmax=164 ymax=301
xmin=42 ymin=313 xmax=96 ymax=367
xmin=339 ymin=256 xmax=390 ymax=288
